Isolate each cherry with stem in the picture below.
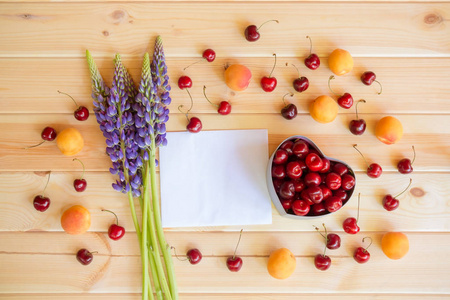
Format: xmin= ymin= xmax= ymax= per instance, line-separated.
xmin=261 ymin=53 xmax=278 ymax=92
xmin=314 ymin=225 xmax=331 ymax=271
xmin=33 ymin=172 xmax=52 ymax=212
xmin=58 ymin=90 xmax=89 ymax=121
xmin=24 ymin=127 xmax=57 ymax=149
xmin=244 ymin=20 xmax=279 ymax=42
xmin=361 ymin=71 xmax=383 ymax=95
xmin=353 ymin=144 xmax=382 ymax=178
xmin=354 ymin=237 xmax=372 ymax=263
xmin=203 ymin=85 xmax=231 ymax=115
xmin=281 ymin=92 xmax=297 ymax=120
xmin=343 ymin=193 xmax=361 ymax=234
xmin=291 ymin=64 xmax=309 ymax=92
xmin=349 ymin=100 xmax=367 ymax=135
xmin=328 ymin=75 xmax=353 ymax=109
xmin=226 ymin=229 xmax=243 ymax=272
xmin=179 ymin=89 xmax=202 ymax=133
xmin=397 ymin=146 xmax=416 ymax=174
xmin=73 ymin=158 xmax=87 ymax=192
xmin=383 ymin=178 xmax=413 ymax=211
xmin=183 ymin=49 xmax=216 ymax=70
xmin=102 ymin=209 xmax=126 ymax=240
xmin=314 ymin=223 xmax=341 ymax=250
xmin=304 ymin=36 xmax=320 ymax=70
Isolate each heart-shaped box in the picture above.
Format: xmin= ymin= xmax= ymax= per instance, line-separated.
xmin=266 ymin=136 xmax=356 ymax=219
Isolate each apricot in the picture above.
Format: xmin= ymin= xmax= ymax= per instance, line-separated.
xmin=375 ymin=116 xmax=403 ymax=145
xmin=61 ymin=205 xmax=91 ymax=235
xmin=56 ymin=128 xmax=84 ymax=156
xmin=328 ymin=49 xmax=354 ymax=76
xmin=309 ymin=95 xmax=339 ymax=124
xmin=267 ymin=248 xmax=296 ymax=279
xmin=224 ymin=64 xmax=252 ymax=91
xmin=381 ymin=232 xmax=409 ymax=260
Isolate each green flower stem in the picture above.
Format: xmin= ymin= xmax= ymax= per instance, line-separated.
xmin=145 ymin=149 xmax=173 ymax=300
xmin=149 ymin=143 xmax=178 ymax=300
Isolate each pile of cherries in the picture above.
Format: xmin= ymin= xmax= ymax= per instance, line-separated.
xmin=271 ymin=138 xmax=356 ymax=217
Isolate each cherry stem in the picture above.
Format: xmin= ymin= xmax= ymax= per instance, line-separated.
xmin=24 ymin=140 xmax=46 ymax=149
xmin=178 ymin=89 xmax=194 ymax=121
xmin=171 ymin=246 xmax=188 ymax=261
xmin=362 ymin=237 xmax=372 ymax=252
xmin=257 ymin=19 xmax=279 ymax=31
xmin=268 ymin=53 xmax=277 ymax=78
xmin=88 ymin=251 xmax=98 ymax=255
xmin=327 ymin=76 xmax=340 ymax=96
xmin=292 ymin=64 xmax=301 ymax=78
xmin=73 ymin=158 xmax=85 ymax=180
xmin=306 ymin=36 xmax=313 ymax=56
xmin=102 ymin=209 xmax=119 ymax=225
xmin=282 ymin=93 xmax=294 ymax=106
xmin=42 ymin=172 xmax=51 ymax=197
xmin=232 ymin=229 xmax=243 ymax=260
xmin=374 ymin=80 xmax=383 ymax=95
xmin=394 ymin=178 xmax=413 ymax=199
xmin=353 ymin=144 xmax=370 ymax=169
xmin=356 ymin=193 xmax=361 ymax=223
xmin=58 ymin=90 xmax=78 ymax=107
xmin=203 ymin=86 xmax=219 ymax=108
xmin=355 ymin=99 xmax=366 ymax=120
xmin=313 ymin=225 xmax=326 ymax=239
xmin=410 ymin=146 xmax=416 ymax=165
xmin=183 ymin=60 xmax=202 ymax=71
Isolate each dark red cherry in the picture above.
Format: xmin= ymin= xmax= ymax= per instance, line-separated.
xmin=178 ymin=76 xmax=192 ymax=89
xmin=244 ymin=20 xmax=279 ymax=42
xmin=187 ymin=248 xmax=203 ymax=265
xmin=41 ymin=127 xmax=57 ymax=141
xmin=76 ymin=249 xmax=95 ymax=265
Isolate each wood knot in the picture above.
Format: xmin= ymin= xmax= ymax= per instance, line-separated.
xmin=102 ymin=30 xmax=110 ymax=37
xmin=21 ymin=14 xmax=31 ymax=19
xmin=410 ymin=187 xmax=425 ymax=197
xmin=424 ymin=13 xmax=442 ymax=25
xmin=34 ymin=171 xmax=50 ymax=177
xmin=111 ymin=10 xmax=125 ymax=20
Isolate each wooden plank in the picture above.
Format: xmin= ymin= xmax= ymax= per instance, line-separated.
xmin=0 ymin=232 xmax=449 ymax=293
xmin=0 ymin=3 xmax=449 ymax=57
xmin=1 ymin=294 xmax=449 ymax=300
xmin=0 ymin=114 xmax=449 ymax=172
xmin=1 ymin=57 xmax=450 ymax=114
xmin=0 ymin=172 xmax=448 ymax=232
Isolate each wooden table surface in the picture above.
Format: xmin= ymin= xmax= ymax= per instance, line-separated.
xmin=1 ymin=1 xmax=450 ymax=299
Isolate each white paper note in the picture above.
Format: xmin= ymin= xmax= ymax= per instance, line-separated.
xmin=159 ymin=129 xmax=272 ymax=228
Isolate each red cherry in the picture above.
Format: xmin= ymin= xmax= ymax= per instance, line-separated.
xmin=383 ymin=178 xmax=412 ymax=211
xmin=326 ymin=233 xmax=341 ymax=250
xmin=314 ymin=254 xmax=331 ymax=271
xmin=244 ymin=20 xmax=279 ymax=42
xmin=333 ymin=163 xmax=348 ymax=176
xmin=280 ymin=140 xmax=294 ymax=155
xmin=218 ymin=101 xmax=232 ymax=115
xmin=310 ymin=203 xmax=327 ymax=216
xmin=320 ymin=185 xmax=332 ymax=200
xmin=33 ymin=195 xmax=50 ymax=212
xmin=328 ymin=76 xmax=353 ymax=109
xmin=304 ymin=172 xmax=321 ymax=187
xmin=305 ymin=186 xmax=324 ymax=204
xmin=73 ymin=158 xmax=87 ymax=192
xmin=292 ymin=140 xmax=309 ymax=158
xmin=325 ymin=172 xmax=341 ymax=190
xmin=305 ymin=153 xmax=323 ymax=172
xmin=41 ymin=127 xmax=57 ymax=141
xmin=273 ymin=149 xmax=289 ymax=165
xmin=280 ymin=93 xmax=297 ymax=120
xmin=343 ymin=217 xmax=360 ymax=234
xmin=271 ymin=164 xmax=285 ymax=179
xmin=187 ymin=248 xmax=203 ymax=265
xmin=324 ymin=196 xmax=342 ymax=212
xmin=281 ymin=198 xmax=293 ymax=211
xmin=261 ymin=54 xmax=278 ymax=92
xmin=279 ymin=181 xmax=295 ymax=200
xmin=33 ymin=172 xmax=51 ymax=212
xmin=76 ymin=249 xmax=95 ymax=265
xmin=333 ymin=188 xmax=348 ymax=201
xmin=349 ymin=100 xmax=367 ymax=135
xmin=353 ymin=237 xmax=372 ymax=263
xmin=178 ymin=76 xmax=192 ymax=89
xmin=186 ymin=117 xmax=202 ymax=133
xmin=304 ymin=36 xmax=320 ymax=70
xmin=292 ymin=200 xmax=310 ymax=216
xmin=291 ymin=64 xmax=309 ymax=92
xmin=58 ymin=91 xmax=89 ymax=121
xmin=319 ymin=158 xmax=330 ymax=173
xmin=341 ymin=174 xmax=355 ymax=191
xmin=353 ymin=144 xmax=382 ymax=178
xmin=286 ymin=161 xmax=303 ymax=180
xmin=102 ymin=209 xmax=126 ymax=241
xmin=202 ymin=49 xmax=216 ymax=62
xmin=361 ymin=71 xmax=382 ymax=94
xmin=226 ymin=230 xmax=243 ymax=272
xmin=293 ymin=179 xmax=306 ymax=193
xmin=397 ymin=146 xmax=415 ymax=174
xmin=272 ymin=178 xmax=283 ymax=191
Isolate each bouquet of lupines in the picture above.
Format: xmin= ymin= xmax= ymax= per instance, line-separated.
xmin=86 ymin=36 xmax=177 ymax=300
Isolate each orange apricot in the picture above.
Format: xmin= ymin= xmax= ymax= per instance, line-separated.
xmin=267 ymin=248 xmax=296 ymax=279
xmin=375 ymin=116 xmax=403 ymax=145
xmin=381 ymin=232 xmax=409 ymax=260
xmin=224 ymin=64 xmax=252 ymax=92
xmin=309 ymin=95 xmax=339 ymax=124
xmin=328 ymin=49 xmax=354 ymax=76
xmin=61 ymin=205 xmax=91 ymax=235
xmin=56 ymin=128 xmax=84 ymax=156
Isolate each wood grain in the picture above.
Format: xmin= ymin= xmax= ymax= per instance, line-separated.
xmin=0 ymin=172 xmax=448 ymax=232
xmin=0 ymin=232 xmax=448 ymax=294
xmin=0 ymin=3 xmax=449 ymax=57
xmin=1 ymin=57 xmax=450 ymax=114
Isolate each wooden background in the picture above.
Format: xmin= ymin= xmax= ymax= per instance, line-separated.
xmin=1 ymin=0 xmax=449 ymax=299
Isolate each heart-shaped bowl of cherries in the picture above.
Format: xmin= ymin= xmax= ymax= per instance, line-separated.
xmin=267 ymin=136 xmax=356 ymax=218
